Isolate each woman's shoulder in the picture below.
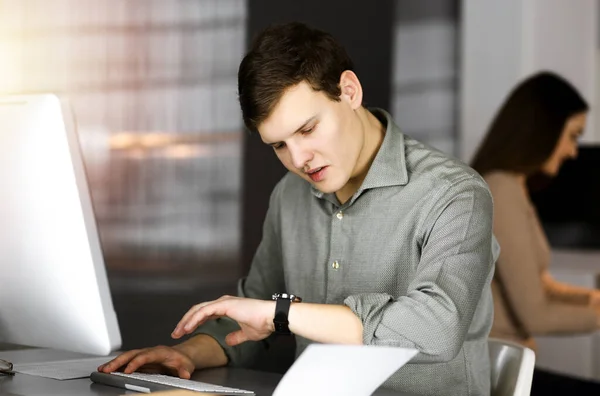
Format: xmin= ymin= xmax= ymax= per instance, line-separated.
xmin=483 ymin=171 xmax=529 ymax=209
xmin=483 ymin=171 xmax=519 ymax=186
xmin=483 ymin=170 xmax=521 ymax=188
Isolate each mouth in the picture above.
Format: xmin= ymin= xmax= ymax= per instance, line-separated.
xmin=306 ymin=166 xmax=327 ymax=182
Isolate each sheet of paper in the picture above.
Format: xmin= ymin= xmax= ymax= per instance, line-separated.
xmin=13 ymin=355 xmax=117 ymax=380
xmin=273 ymin=344 xmax=417 ymax=396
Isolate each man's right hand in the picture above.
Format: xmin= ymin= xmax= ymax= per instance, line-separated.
xmin=97 ymin=345 xmax=196 ymax=378
xmin=97 ymin=335 xmax=228 ymax=379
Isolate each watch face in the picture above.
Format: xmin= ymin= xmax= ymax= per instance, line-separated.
xmin=289 ymin=294 xmax=302 ymax=302
xmin=272 ymin=293 xmax=302 ymax=302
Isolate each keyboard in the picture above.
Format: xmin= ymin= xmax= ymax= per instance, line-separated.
xmin=90 ymin=371 xmax=255 ymax=395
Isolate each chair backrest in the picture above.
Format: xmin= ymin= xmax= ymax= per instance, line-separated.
xmin=489 ymin=337 xmax=536 ymax=396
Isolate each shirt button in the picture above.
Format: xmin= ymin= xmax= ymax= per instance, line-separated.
xmin=336 ymin=211 xmax=343 ymax=220
xmin=332 ymin=261 xmax=340 ymax=270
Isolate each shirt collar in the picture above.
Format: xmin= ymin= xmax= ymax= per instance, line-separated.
xmin=310 ymin=108 xmax=408 ymax=203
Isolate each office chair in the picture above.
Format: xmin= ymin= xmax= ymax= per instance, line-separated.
xmin=489 ymin=338 xmax=536 ymax=396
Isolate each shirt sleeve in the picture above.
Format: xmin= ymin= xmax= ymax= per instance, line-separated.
xmin=344 ymin=178 xmax=497 ymax=363
xmin=193 ymin=181 xmax=286 ymax=366
xmin=487 ymin=175 xmax=596 ymax=335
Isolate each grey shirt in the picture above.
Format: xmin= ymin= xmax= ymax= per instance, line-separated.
xmin=196 ymin=109 xmax=498 ymax=396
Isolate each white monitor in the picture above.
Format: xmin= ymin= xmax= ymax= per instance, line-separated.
xmin=0 ymin=94 xmax=121 ymax=355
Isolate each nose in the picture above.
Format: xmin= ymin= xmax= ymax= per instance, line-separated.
xmin=571 ymin=144 xmax=579 ymax=159
xmin=288 ymin=142 xmax=313 ymax=170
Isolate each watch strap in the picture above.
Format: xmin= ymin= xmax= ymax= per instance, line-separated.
xmin=273 ymin=298 xmax=292 ymax=335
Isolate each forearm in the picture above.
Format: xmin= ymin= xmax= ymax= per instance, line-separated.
xmin=542 ymin=271 xmax=592 ymax=305
xmin=520 ymin=301 xmax=597 ymax=334
xmin=288 ymin=303 xmax=363 ymax=344
xmin=174 ymin=334 xmax=228 ymax=369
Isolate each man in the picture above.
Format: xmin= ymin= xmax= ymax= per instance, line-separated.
xmin=99 ymin=22 xmax=498 ymax=396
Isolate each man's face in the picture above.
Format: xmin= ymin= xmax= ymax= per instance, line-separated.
xmin=258 ymin=81 xmax=364 ymax=194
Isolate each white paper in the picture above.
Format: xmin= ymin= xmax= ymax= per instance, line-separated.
xmin=13 ymin=355 xmax=117 ymax=380
xmin=273 ymin=344 xmax=418 ymax=396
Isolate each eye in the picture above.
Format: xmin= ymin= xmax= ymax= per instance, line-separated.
xmin=273 ymin=142 xmax=286 ymax=150
xmin=301 ymin=125 xmax=315 ymax=135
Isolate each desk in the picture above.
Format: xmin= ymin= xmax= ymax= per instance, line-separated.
xmin=1 ymin=367 xmax=277 ymax=396
xmin=0 ymin=350 xmax=413 ymax=396
xmin=534 ymin=249 xmax=600 ymax=380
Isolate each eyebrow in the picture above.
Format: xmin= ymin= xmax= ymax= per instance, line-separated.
xmin=265 ymin=115 xmax=318 ymax=146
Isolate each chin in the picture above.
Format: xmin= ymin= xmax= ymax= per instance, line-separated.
xmin=540 ymin=167 xmax=559 ymax=177
xmin=313 ymin=179 xmax=346 ymax=194
xmin=312 ymin=183 xmax=338 ymax=194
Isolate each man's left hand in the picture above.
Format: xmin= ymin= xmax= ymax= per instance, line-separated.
xmin=171 ymin=296 xmax=275 ymax=346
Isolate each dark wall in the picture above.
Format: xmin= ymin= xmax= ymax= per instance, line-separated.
xmin=241 ymin=0 xmax=395 ymax=273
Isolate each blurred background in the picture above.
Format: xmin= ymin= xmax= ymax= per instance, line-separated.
xmin=0 ymin=0 xmax=599 ymax=377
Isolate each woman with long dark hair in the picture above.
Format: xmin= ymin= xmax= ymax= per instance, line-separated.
xmin=472 ymin=71 xmax=600 ymax=394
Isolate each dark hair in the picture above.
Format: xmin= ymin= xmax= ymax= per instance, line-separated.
xmin=237 ymin=22 xmax=354 ymax=133
xmin=471 ymin=71 xmax=588 ymax=176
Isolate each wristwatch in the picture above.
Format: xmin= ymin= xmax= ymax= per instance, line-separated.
xmin=271 ymin=293 xmax=302 ymax=335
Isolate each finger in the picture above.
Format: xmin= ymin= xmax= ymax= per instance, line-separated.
xmin=225 ymin=330 xmax=249 ymax=346
xmin=128 ymin=353 xmax=193 ymax=379
xmin=173 ymin=296 xmax=235 ymax=337
xmin=175 ymin=303 xmax=210 ymax=331
xmin=177 ymin=367 xmax=192 ymax=379
xmin=163 ymin=354 xmax=195 ymax=379
xmin=181 ymin=295 xmax=232 ymax=322
xmin=98 ymin=349 xmax=141 ymax=372
xmin=98 ymin=349 xmax=143 ymax=372
xmin=182 ymin=301 xmax=230 ymax=334
xmin=175 ymin=303 xmax=226 ymax=338
xmin=171 ymin=315 xmax=221 ymax=339
xmin=172 ymin=301 xmax=218 ymax=337
xmin=123 ymin=350 xmax=163 ymax=374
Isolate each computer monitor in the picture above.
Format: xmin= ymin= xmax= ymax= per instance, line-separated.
xmin=530 ymin=145 xmax=600 ymax=250
xmin=0 ymin=94 xmax=121 ymax=355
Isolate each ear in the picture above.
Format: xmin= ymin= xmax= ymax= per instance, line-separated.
xmin=339 ymin=70 xmax=363 ymax=110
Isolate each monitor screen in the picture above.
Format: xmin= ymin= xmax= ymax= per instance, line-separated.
xmin=530 ymin=145 xmax=600 ymax=250
xmin=0 ymin=94 xmax=121 ymax=355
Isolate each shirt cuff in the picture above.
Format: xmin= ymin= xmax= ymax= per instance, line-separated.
xmin=193 ymin=317 xmax=239 ymax=365
xmin=344 ymin=293 xmax=394 ymax=345
xmin=193 ymin=317 xmax=273 ymax=367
